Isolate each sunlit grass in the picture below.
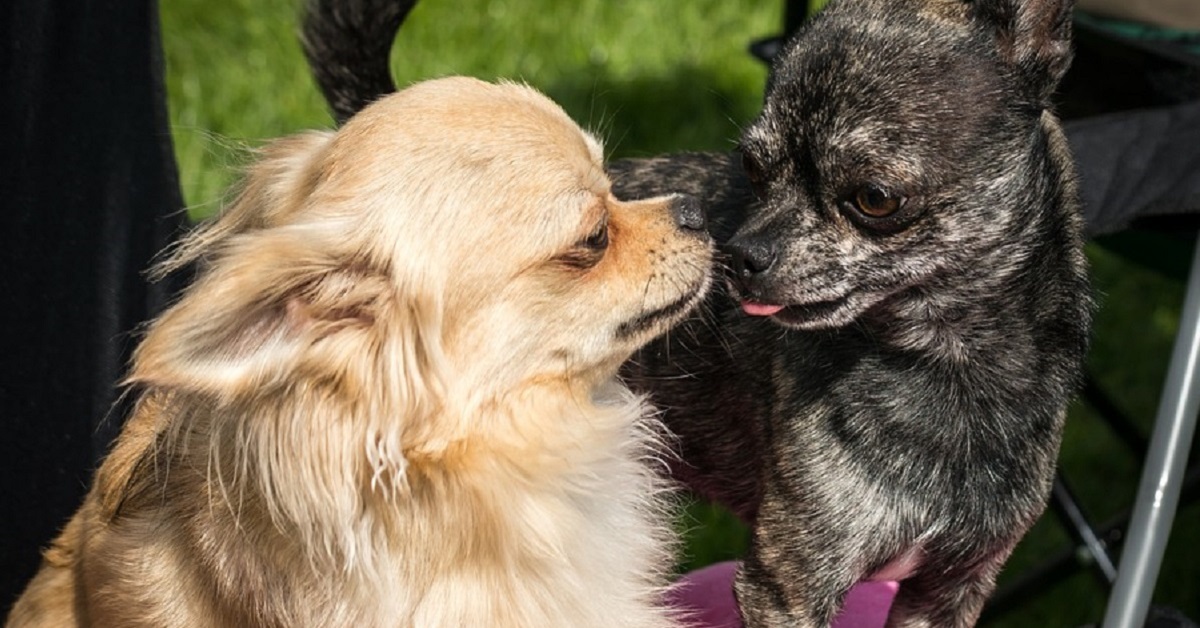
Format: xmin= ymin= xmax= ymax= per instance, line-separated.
xmin=162 ymin=0 xmax=777 ymax=218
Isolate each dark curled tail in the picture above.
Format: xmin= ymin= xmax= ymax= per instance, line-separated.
xmin=301 ymin=0 xmax=416 ymax=124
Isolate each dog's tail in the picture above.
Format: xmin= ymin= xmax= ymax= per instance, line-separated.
xmin=300 ymin=0 xmax=415 ymax=125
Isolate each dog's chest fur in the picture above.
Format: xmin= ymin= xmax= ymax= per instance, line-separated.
xmin=17 ymin=391 xmax=679 ymax=628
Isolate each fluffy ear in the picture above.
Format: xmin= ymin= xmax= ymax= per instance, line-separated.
xmin=970 ymin=0 xmax=1074 ymax=105
xmin=128 ymin=233 xmax=397 ymax=402
xmin=150 ymin=131 xmax=335 ymax=280
xmin=129 ymin=128 xmax=442 ymax=406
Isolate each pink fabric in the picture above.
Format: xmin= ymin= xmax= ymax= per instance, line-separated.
xmin=667 ymin=561 xmax=898 ymax=628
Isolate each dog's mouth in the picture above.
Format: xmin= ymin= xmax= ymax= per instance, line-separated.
xmin=616 ymin=278 xmax=710 ymax=341
xmin=739 ymin=293 xmax=856 ymax=330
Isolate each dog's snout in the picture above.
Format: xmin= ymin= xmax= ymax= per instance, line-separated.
xmin=670 ymin=195 xmax=707 ymax=233
xmin=729 ymin=237 xmax=777 ymax=278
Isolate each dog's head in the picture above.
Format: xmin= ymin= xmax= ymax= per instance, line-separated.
xmin=728 ymin=0 xmax=1075 ymax=329
xmin=129 ymin=76 xmax=711 ymax=461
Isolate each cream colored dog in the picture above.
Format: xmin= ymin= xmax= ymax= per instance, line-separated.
xmin=7 ymin=77 xmax=712 ymax=628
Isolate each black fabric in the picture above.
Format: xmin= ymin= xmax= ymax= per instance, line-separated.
xmin=1062 ymin=20 xmax=1200 ymax=236
xmin=1069 ymin=100 xmax=1200 ymax=237
xmin=0 ymin=0 xmax=186 ymax=612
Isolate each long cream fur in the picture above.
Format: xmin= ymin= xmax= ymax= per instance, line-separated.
xmin=7 ymin=77 xmax=712 ymax=628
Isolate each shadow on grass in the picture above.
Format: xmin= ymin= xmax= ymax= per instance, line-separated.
xmin=543 ymin=63 xmax=763 ymax=160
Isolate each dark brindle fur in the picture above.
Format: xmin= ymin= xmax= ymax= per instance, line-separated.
xmin=302 ymin=0 xmax=1091 ymax=625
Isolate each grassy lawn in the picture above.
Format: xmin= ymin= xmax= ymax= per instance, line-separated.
xmin=164 ymin=0 xmax=778 ymax=218
xmin=161 ymin=1 xmax=1197 ymax=625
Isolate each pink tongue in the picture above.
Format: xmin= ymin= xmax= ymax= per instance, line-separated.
xmin=742 ymin=301 xmax=785 ymax=316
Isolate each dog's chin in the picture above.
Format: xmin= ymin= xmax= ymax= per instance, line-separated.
xmin=616 ymin=275 xmax=712 ymax=342
xmin=730 ymin=280 xmax=881 ymax=331
xmin=764 ymin=296 xmax=861 ymax=330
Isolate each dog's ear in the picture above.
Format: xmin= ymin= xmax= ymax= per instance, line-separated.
xmin=129 ymin=132 xmax=444 ymax=410
xmin=969 ymin=0 xmax=1074 ymax=105
xmin=128 ymin=245 xmax=396 ymax=401
xmin=150 ymin=131 xmax=335 ymax=280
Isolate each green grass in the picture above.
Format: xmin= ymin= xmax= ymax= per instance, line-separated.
xmin=161 ymin=1 xmax=1198 ymax=625
xmin=164 ymin=0 xmax=777 ymax=220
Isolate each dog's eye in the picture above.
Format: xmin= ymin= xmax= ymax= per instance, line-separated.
xmin=557 ymin=219 xmax=610 ymax=270
xmin=741 ymin=152 xmax=767 ymax=200
xmin=852 ymin=183 xmax=905 ymax=218
xmin=580 ymin=219 xmax=609 ymax=250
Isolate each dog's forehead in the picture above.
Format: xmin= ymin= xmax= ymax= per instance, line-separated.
xmin=322 ymin=79 xmax=612 ymax=259
xmin=329 ymin=77 xmax=607 ymax=202
xmin=341 ymin=78 xmax=603 ymax=168
xmin=778 ymin=23 xmax=979 ymax=117
xmin=747 ymin=9 xmax=1004 ymax=175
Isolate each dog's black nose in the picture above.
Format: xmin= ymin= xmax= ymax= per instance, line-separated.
xmin=671 ymin=195 xmax=707 ymax=233
xmin=729 ymin=236 xmax=776 ymax=277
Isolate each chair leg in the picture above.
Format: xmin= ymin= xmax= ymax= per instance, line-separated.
xmin=1052 ymin=474 xmax=1119 ymax=585
xmin=1102 ymin=237 xmax=1200 ymax=628
xmin=981 ymin=465 xmax=1199 ymax=623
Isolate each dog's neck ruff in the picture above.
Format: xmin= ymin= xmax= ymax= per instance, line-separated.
xmin=145 ymin=382 xmax=677 ymax=627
